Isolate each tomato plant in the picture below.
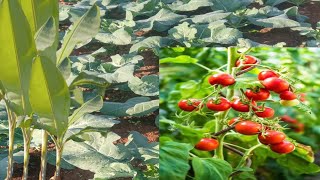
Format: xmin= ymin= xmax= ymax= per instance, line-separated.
xmin=159 ymin=47 xmax=320 ymax=180
xmin=0 ymin=1 xmax=159 ymax=179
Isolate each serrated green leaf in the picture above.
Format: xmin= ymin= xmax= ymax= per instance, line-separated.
xmin=160 ymin=141 xmax=193 ymax=180
xmin=192 ymin=157 xmax=233 ymax=180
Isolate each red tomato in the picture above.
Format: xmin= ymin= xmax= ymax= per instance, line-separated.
xmin=292 ymin=122 xmax=304 ymax=133
xmin=279 ymin=91 xmax=296 ymax=100
xmin=208 ymin=73 xmax=235 ymax=86
xmin=235 ymin=121 xmax=262 ymax=135
xmin=255 ymin=107 xmax=274 ymax=118
xmin=207 ymin=97 xmax=231 ymax=111
xmin=258 ymin=70 xmax=279 ymax=81
xmin=245 ymin=88 xmax=270 ymax=101
xmin=195 ymin=138 xmax=219 ymax=151
xmin=261 ymin=77 xmax=289 ymax=93
xmin=299 ymin=93 xmax=306 ymax=102
xmin=258 ymin=130 xmax=286 ymax=145
xmin=231 ymin=99 xmax=255 ymax=112
xmin=280 ymin=115 xmax=298 ymax=124
xmin=178 ymin=99 xmax=202 ymax=111
xmin=228 ymin=117 xmax=243 ymax=126
xmin=270 ymin=140 xmax=295 ymax=154
xmin=235 ymin=55 xmax=257 ymax=70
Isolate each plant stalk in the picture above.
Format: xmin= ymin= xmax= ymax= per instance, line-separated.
xmin=54 ymin=144 xmax=63 ymax=180
xmin=22 ymin=128 xmax=32 ymax=180
xmin=214 ymin=47 xmax=238 ymax=159
xmin=236 ymin=143 xmax=262 ymax=169
xmin=39 ymin=130 xmax=48 ymax=180
xmin=5 ymin=101 xmax=16 ymax=180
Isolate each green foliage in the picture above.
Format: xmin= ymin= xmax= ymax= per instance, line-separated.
xmin=160 ymin=47 xmax=320 ymax=179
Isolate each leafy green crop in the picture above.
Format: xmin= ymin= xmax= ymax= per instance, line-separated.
xmin=59 ymin=0 xmax=320 ymax=49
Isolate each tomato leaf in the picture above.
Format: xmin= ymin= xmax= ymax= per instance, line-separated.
xmin=160 ymin=141 xmax=193 ymax=180
xmin=192 ymin=157 xmax=233 ymax=180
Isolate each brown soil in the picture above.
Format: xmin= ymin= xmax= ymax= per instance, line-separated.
xmin=299 ymin=1 xmax=320 ymax=28
xmin=243 ymin=27 xmax=307 ymax=47
xmin=112 ymin=112 xmax=159 ymax=144
xmin=12 ymin=148 xmax=94 ymax=180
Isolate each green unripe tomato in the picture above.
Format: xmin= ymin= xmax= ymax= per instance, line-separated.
xmin=280 ymin=99 xmax=300 ymax=106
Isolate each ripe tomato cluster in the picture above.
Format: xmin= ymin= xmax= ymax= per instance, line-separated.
xmin=178 ymin=56 xmax=301 ymax=154
xmin=231 ymin=119 xmax=295 ymax=154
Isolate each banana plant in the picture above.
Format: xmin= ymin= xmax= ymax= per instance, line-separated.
xmin=0 ymin=0 xmax=37 ymax=179
xmin=28 ymin=3 xmax=102 ymax=180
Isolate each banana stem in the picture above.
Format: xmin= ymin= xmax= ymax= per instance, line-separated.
xmin=54 ymin=144 xmax=63 ymax=180
xmin=5 ymin=102 xmax=16 ymax=180
xmin=39 ymin=130 xmax=48 ymax=180
xmin=22 ymin=128 xmax=32 ymax=180
xmin=214 ymin=47 xmax=239 ymax=159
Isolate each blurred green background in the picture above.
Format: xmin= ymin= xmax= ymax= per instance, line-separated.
xmin=160 ymin=47 xmax=320 ymax=179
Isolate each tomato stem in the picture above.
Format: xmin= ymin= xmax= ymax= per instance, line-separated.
xmin=214 ymin=47 xmax=239 ymax=159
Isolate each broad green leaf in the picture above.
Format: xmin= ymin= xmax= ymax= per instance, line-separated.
xmin=95 ymin=28 xmax=132 ymax=45
xmin=63 ymin=132 xmax=135 ymax=179
xmin=0 ymin=0 xmax=36 ymax=115
xmin=126 ymin=99 xmax=159 ymax=117
xmin=101 ymin=97 xmax=151 ymax=117
xmin=192 ymin=157 xmax=233 ymax=180
xmin=184 ymin=11 xmax=231 ymax=24
xmin=135 ymin=9 xmax=186 ymax=32
xmin=99 ymin=65 xmax=136 ymax=83
xmin=264 ymin=0 xmax=287 ymax=6
xmin=211 ymin=0 xmax=253 ymax=12
xmin=56 ymin=4 xmax=100 ymax=65
xmin=19 ymin=0 xmax=59 ymax=35
xmin=160 ymin=141 xmax=193 ymax=180
xmin=124 ymin=0 xmax=157 ymax=17
xmin=64 ymin=114 xmax=119 ymax=141
xmin=68 ymin=96 xmax=103 ymax=125
xmin=160 ymin=55 xmax=198 ymax=64
xmin=0 ymin=151 xmax=24 ymax=180
xmin=128 ymin=75 xmax=159 ymax=96
xmin=168 ymin=22 xmax=197 ymax=47
xmin=129 ymin=36 xmax=174 ymax=54
xmin=125 ymin=131 xmax=159 ymax=165
xmin=168 ymin=0 xmax=212 ymax=11
xmin=276 ymin=153 xmax=320 ymax=174
xmin=29 ymin=56 xmax=70 ymax=137
xmin=21 ymin=0 xmax=59 ymax=61
xmin=248 ymin=14 xmax=300 ymax=28
xmin=202 ymin=21 xmax=243 ymax=44
xmin=35 ymin=16 xmax=57 ymax=54
xmin=69 ymin=71 xmax=110 ymax=89
xmin=109 ymin=54 xmax=143 ymax=67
